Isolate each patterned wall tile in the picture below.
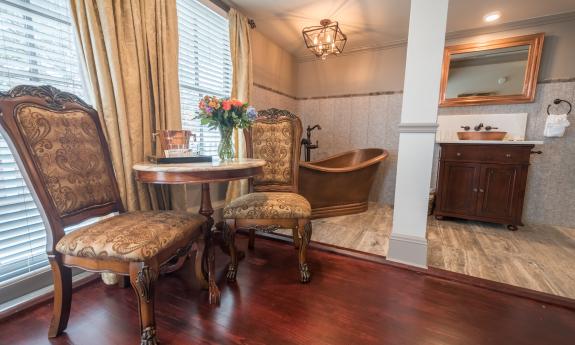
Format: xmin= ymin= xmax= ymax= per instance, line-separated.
xmin=349 ymin=96 xmax=370 ymax=149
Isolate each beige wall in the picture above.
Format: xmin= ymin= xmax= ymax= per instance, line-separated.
xmin=252 ymin=30 xmax=297 ymax=96
xmin=296 ymin=46 xmax=407 ymax=98
xmin=295 ymin=18 xmax=575 ymax=98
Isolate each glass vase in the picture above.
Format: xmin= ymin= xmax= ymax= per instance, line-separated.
xmin=218 ymin=126 xmax=234 ymax=161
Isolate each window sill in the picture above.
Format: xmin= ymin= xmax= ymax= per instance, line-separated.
xmin=0 ymin=271 xmax=98 ymax=320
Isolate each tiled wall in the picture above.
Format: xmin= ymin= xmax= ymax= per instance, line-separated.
xmin=296 ymin=93 xmax=403 ymax=207
xmin=255 ymin=81 xmax=575 ymax=227
xmin=252 ymin=85 xmax=297 ymax=114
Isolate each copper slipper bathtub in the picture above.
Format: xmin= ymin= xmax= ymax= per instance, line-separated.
xmin=299 ymin=148 xmax=388 ymax=219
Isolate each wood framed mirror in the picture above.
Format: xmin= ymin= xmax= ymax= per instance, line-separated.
xmin=439 ymin=33 xmax=544 ymax=107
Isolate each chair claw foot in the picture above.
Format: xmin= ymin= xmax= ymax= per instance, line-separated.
xmin=226 ymin=264 xmax=237 ymax=282
xmin=140 ymin=326 xmax=158 ymax=345
xmin=299 ymin=263 xmax=311 ymax=283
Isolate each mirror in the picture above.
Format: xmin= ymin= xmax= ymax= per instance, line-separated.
xmin=439 ymin=33 xmax=544 ymax=107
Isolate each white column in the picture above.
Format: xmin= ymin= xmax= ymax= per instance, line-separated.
xmin=387 ymin=0 xmax=449 ymax=267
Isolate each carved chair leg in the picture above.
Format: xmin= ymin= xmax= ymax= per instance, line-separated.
xmin=194 ymin=238 xmax=209 ymax=290
xmin=248 ymin=228 xmax=256 ymax=250
xmin=292 ymin=228 xmax=300 ymax=249
xmin=129 ymin=262 xmax=159 ymax=345
xmin=48 ymin=255 xmax=72 ymax=338
xmin=225 ymin=219 xmax=239 ymax=282
xmin=297 ymin=219 xmax=312 ymax=283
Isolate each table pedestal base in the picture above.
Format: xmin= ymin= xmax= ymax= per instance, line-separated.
xmin=199 ymin=183 xmax=220 ymax=305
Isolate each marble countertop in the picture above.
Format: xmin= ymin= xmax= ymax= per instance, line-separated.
xmin=133 ymin=158 xmax=266 ymax=172
xmin=437 ymin=140 xmax=544 ymax=145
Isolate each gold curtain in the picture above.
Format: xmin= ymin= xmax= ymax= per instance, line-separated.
xmin=225 ymin=8 xmax=253 ymax=204
xmin=70 ymin=0 xmax=182 ymax=211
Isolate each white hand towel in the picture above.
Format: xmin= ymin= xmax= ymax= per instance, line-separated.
xmin=544 ymin=113 xmax=570 ymax=137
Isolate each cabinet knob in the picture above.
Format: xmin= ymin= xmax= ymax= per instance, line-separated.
xmin=456 ymin=152 xmax=462 ymax=157
xmin=479 ymin=188 xmax=485 ymax=193
xmin=473 ymin=188 xmax=478 ymax=192
xmin=505 ymin=153 xmax=511 ymax=158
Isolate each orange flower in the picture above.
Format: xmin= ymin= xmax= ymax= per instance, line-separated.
xmin=232 ymin=99 xmax=243 ymax=107
xmin=222 ymin=100 xmax=232 ymax=111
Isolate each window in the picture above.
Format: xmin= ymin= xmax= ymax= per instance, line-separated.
xmin=176 ymin=0 xmax=232 ymax=156
xmin=0 ymin=0 xmax=89 ymax=305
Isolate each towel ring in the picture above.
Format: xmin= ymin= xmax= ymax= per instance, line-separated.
xmin=546 ymin=98 xmax=572 ymax=115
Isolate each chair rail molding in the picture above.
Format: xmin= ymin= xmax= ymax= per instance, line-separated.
xmin=398 ymin=122 xmax=439 ymax=133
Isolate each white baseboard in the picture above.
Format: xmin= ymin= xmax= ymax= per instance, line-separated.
xmin=386 ymin=233 xmax=428 ymax=268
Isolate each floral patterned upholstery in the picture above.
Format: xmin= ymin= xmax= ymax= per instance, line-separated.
xmin=223 ymin=192 xmax=311 ymax=219
xmin=56 ymin=211 xmax=205 ymax=261
xmin=15 ymin=105 xmax=116 ymax=216
xmin=252 ymin=120 xmax=294 ymax=185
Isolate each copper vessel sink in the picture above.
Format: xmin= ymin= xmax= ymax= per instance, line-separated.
xmin=457 ymin=131 xmax=507 ymax=140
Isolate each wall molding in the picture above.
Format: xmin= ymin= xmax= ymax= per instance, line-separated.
xmin=253 ymin=83 xmax=297 ymax=100
xmin=296 ymin=90 xmax=403 ymax=100
xmin=295 ymin=11 xmax=575 ymax=62
xmin=255 ymin=77 xmax=574 ymax=102
xmin=398 ymin=123 xmax=439 ymax=133
xmin=538 ymin=77 xmax=575 ymax=84
xmin=386 ymin=233 xmax=428 ymax=268
xmin=445 ymin=10 xmax=575 ymax=41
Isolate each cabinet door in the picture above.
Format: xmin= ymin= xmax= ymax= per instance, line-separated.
xmin=476 ymin=164 xmax=520 ymax=220
xmin=438 ymin=162 xmax=480 ymax=216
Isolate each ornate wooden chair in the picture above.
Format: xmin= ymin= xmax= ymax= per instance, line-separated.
xmin=0 ymin=86 xmax=206 ymax=345
xmin=223 ymin=108 xmax=313 ymax=283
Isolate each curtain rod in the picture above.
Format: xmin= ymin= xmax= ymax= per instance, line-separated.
xmin=208 ymin=0 xmax=256 ymax=28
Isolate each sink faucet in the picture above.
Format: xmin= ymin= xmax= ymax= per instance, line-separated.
xmin=474 ymin=123 xmax=484 ymax=131
xmin=301 ymin=124 xmax=321 ymax=162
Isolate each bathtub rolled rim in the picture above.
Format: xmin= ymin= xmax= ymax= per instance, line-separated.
xmin=299 ymin=148 xmax=388 ymax=173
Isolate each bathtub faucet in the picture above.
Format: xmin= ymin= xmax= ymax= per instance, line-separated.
xmin=301 ymin=124 xmax=322 ymax=162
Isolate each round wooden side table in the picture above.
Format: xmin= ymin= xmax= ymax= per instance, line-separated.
xmin=133 ymin=158 xmax=265 ymax=304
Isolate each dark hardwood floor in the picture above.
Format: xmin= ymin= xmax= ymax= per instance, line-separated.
xmin=1 ymin=235 xmax=575 ymax=345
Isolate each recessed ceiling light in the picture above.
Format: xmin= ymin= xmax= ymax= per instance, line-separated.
xmin=483 ymin=11 xmax=501 ymax=23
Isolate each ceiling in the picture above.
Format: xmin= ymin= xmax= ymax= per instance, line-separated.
xmin=225 ymin=0 xmax=575 ymax=58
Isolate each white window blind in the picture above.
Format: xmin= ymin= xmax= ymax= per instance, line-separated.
xmin=176 ymin=0 xmax=232 ymax=156
xmin=0 ymin=0 xmax=88 ymax=295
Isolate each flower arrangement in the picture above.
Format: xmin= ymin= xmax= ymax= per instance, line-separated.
xmin=197 ymin=96 xmax=257 ymax=160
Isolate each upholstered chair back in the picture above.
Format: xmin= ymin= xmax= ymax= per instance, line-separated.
xmin=0 ymin=86 xmax=123 ymax=253
xmin=245 ymin=108 xmax=303 ymax=193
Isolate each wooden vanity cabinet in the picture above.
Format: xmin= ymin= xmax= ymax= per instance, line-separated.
xmin=435 ymin=143 xmax=535 ymax=230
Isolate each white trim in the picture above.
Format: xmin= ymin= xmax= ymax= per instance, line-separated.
xmin=296 ymin=11 xmax=575 ymax=62
xmin=446 ymin=11 xmax=575 ymax=41
xmin=386 ymin=234 xmax=428 ymax=268
xmin=398 ymin=123 xmax=439 ymax=133
xmin=389 ymin=0 xmax=447 ymax=270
